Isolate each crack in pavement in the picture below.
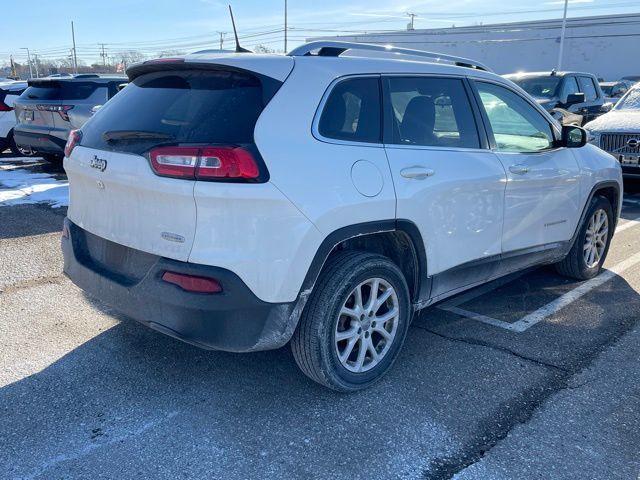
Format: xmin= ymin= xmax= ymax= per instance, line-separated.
xmin=413 ymin=318 xmax=640 ymax=479
xmin=413 ymin=324 xmax=568 ymax=373
xmin=0 ymin=275 xmax=66 ymax=295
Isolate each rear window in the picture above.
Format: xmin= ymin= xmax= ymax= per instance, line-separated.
xmin=23 ymin=81 xmax=98 ymax=101
xmin=80 ymin=70 xmax=268 ymax=154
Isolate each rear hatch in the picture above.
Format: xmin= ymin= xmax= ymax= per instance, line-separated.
xmin=66 ymin=60 xmax=288 ymax=262
xmin=14 ymin=80 xmax=62 ymax=132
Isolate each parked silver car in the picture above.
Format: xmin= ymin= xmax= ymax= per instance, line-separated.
xmin=13 ymin=75 xmax=126 ymax=162
xmin=585 ymin=84 xmax=640 ymax=180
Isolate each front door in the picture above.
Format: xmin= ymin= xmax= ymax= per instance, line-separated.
xmin=472 ymin=80 xmax=582 ymax=255
xmin=382 ymin=76 xmax=507 ymax=297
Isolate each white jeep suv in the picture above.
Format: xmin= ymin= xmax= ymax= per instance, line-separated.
xmin=62 ymin=42 xmax=622 ymax=391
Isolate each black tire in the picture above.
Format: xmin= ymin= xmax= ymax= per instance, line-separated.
xmin=555 ymin=195 xmax=614 ymax=280
xmin=291 ymin=250 xmax=411 ymax=392
xmin=41 ymin=153 xmax=63 ymax=163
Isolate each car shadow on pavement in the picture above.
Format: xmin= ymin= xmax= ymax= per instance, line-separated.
xmin=0 ymin=204 xmax=66 ymax=239
xmin=1 ymin=274 xmax=639 ymax=479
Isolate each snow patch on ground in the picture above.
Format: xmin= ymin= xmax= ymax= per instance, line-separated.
xmin=0 ymin=167 xmax=68 ymax=208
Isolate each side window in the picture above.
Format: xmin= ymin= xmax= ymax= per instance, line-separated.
xmin=560 ymin=77 xmax=580 ymax=101
xmin=386 ymin=77 xmax=479 ymax=148
xmin=318 ymin=77 xmax=381 ymax=143
xmin=578 ymin=76 xmax=598 ymax=101
xmin=475 ymin=81 xmax=555 ymax=153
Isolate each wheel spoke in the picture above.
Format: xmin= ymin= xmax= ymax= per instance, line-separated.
xmin=338 ymin=336 xmax=359 ymax=363
xmin=335 ymin=327 xmax=359 ymax=342
xmin=366 ymin=336 xmax=379 ymax=362
xmin=373 ymin=325 xmax=392 ymax=340
xmin=355 ymin=337 xmax=367 ymax=371
xmin=373 ymin=287 xmax=393 ymax=314
xmin=353 ymin=285 xmax=364 ymax=310
xmin=365 ymin=278 xmax=380 ymax=312
xmin=340 ymin=306 xmax=359 ymax=319
xmin=376 ymin=307 xmax=399 ymax=324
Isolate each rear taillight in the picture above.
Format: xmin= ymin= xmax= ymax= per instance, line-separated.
xmin=64 ymin=129 xmax=82 ymax=157
xmin=37 ymin=104 xmax=74 ymax=121
xmin=161 ymin=271 xmax=222 ymax=294
xmin=0 ymin=102 xmax=12 ymax=112
xmin=149 ymin=146 xmax=260 ymax=181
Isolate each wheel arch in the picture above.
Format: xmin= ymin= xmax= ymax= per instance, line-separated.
xmin=570 ymin=180 xmax=621 ymax=249
xmin=296 ymin=219 xmax=429 ymax=308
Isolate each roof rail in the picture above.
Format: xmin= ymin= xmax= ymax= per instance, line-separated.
xmin=287 ymin=41 xmax=492 ymax=72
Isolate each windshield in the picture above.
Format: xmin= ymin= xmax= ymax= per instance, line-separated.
xmin=614 ymin=88 xmax=640 ymax=110
xmin=509 ymin=76 xmax=561 ymax=99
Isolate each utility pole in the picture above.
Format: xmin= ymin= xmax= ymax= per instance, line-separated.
xmin=217 ymin=32 xmax=225 ymax=50
xmin=284 ymin=0 xmax=288 ymax=53
xmin=71 ymin=21 xmax=78 ymax=74
xmin=33 ymin=54 xmax=39 ymax=78
xmin=557 ymin=0 xmax=569 ymax=71
xmin=20 ymin=48 xmax=33 ymax=79
xmin=99 ymin=43 xmax=108 ymax=67
xmin=407 ymin=12 xmax=416 ymax=31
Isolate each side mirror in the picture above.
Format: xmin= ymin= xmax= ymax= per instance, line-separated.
xmin=561 ymin=125 xmax=587 ymax=148
xmin=565 ymin=92 xmax=585 ymax=106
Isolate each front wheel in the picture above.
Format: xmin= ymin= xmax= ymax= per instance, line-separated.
xmin=291 ymin=251 xmax=411 ymax=392
xmin=555 ymin=195 xmax=613 ymax=280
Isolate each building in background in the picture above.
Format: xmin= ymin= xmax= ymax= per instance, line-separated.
xmin=312 ymin=13 xmax=640 ymax=80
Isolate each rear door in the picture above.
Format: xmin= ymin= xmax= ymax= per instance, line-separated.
xmin=382 ymin=76 xmax=506 ymax=296
xmin=67 ymin=67 xmax=276 ymax=262
xmin=471 ymin=80 xmax=581 ymax=255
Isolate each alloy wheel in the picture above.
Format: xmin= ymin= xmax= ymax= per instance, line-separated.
xmin=334 ymin=277 xmax=399 ymax=373
xmin=583 ymin=208 xmax=608 ymax=268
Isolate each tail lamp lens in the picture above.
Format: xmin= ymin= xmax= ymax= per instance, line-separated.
xmin=148 ymin=146 xmax=260 ymax=181
xmin=162 ymin=271 xmax=223 ymax=294
xmin=0 ymin=102 xmax=12 ymax=112
xmin=64 ymin=129 xmax=82 ymax=157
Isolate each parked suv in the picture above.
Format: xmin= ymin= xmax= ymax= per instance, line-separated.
xmin=13 ymin=74 xmax=126 ymax=162
xmin=504 ymin=71 xmax=609 ymax=125
xmin=62 ymin=42 xmax=622 ymax=391
xmin=0 ymin=80 xmax=30 ymax=155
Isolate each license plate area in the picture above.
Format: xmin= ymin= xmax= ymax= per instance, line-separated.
xmin=22 ymin=110 xmax=34 ymax=122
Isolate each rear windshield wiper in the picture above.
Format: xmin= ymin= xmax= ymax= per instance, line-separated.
xmin=102 ymin=130 xmax=175 ymax=142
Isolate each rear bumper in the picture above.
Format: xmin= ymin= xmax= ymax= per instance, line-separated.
xmin=13 ymin=128 xmax=66 ymax=155
xmin=61 ymin=218 xmax=297 ymax=352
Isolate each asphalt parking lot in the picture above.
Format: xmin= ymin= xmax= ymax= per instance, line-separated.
xmin=1 ymin=153 xmax=639 ymax=479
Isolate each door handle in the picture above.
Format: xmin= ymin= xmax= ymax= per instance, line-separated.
xmin=509 ymin=164 xmax=529 ymax=175
xmin=400 ymin=167 xmax=435 ymax=179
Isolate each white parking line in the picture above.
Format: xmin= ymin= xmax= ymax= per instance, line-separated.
xmin=438 ymin=217 xmax=640 ymax=332
xmin=616 ymin=215 xmax=640 ymax=233
xmin=511 ymin=251 xmax=640 ymax=332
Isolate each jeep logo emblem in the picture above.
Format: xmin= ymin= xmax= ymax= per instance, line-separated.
xmin=627 ymin=139 xmax=640 ymax=150
xmin=90 ymin=155 xmax=107 ymax=172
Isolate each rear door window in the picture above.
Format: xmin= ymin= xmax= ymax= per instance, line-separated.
xmin=80 ymin=70 xmax=271 ymax=155
xmin=318 ymin=77 xmax=381 ymax=143
xmin=385 ymin=77 xmax=480 ymax=148
xmin=578 ymin=77 xmax=598 ymax=101
xmin=560 ymin=77 xmax=580 ymax=100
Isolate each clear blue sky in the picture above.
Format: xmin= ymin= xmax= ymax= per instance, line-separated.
xmin=1 ymin=0 xmax=638 ymax=65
